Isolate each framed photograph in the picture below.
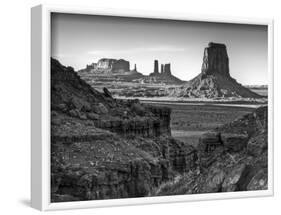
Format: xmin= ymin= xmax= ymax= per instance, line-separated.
xmin=31 ymin=4 xmax=274 ymax=211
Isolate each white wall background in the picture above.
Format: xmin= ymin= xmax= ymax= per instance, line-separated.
xmin=0 ymin=0 xmax=280 ymax=214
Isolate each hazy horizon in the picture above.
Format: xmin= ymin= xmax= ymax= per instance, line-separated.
xmin=51 ymin=13 xmax=268 ymax=85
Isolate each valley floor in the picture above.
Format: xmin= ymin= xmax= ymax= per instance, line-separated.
xmin=141 ymin=100 xmax=264 ymax=147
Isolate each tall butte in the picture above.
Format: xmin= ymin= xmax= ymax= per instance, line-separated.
xmin=201 ymin=42 xmax=230 ymax=77
xmin=170 ymin=42 xmax=262 ymax=98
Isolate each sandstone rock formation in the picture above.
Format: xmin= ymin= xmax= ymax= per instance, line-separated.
xmin=96 ymin=58 xmax=130 ymax=72
xmin=97 ymin=58 xmax=116 ymax=69
xmin=145 ymin=60 xmax=184 ymax=85
xmin=112 ymin=59 xmax=130 ymax=72
xmin=80 ymin=58 xmax=134 ymax=74
xmin=201 ymin=42 xmax=230 ymax=77
xmin=79 ymin=58 xmax=144 ymax=84
xmin=153 ymin=60 xmax=159 ymax=75
xmin=51 ymin=58 xmax=196 ymax=202
xmin=170 ymin=42 xmax=263 ymax=98
xmin=154 ymin=106 xmax=268 ymax=195
xmin=162 ymin=64 xmax=172 ymax=76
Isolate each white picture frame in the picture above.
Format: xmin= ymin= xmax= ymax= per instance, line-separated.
xmin=31 ymin=4 xmax=274 ymax=211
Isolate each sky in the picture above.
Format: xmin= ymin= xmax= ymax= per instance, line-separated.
xmin=51 ymin=13 xmax=268 ymax=85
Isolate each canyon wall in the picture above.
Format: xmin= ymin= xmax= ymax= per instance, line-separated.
xmin=155 ymin=106 xmax=268 ymax=196
xmin=51 ymin=58 xmax=196 ymax=202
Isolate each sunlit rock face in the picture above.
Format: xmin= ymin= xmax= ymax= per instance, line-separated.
xmin=96 ymin=58 xmax=130 ymax=72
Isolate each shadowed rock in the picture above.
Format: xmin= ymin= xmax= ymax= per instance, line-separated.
xmin=201 ymin=42 xmax=230 ymax=77
xmin=154 ymin=106 xmax=268 ymax=196
xmin=51 ymin=58 xmax=196 ymax=202
xmin=153 ymin=60 xmax=159 ymax=74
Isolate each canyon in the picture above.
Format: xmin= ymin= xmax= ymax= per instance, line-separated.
xmin=154 ymin=105 xmax=268 ymax=195
xmin=51 ymin=58 xmax=196 ymax=202
xmin=51 ymin=58 xmax=268 ymax=202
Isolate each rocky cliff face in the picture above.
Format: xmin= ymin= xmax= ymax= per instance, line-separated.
xmin=201 ymin=42 xmax=230 ymax=77
xmin=169 ymin=42 xmax=262 ymax=98
xmin=112 ymin=59 xmax=130 ymax=72
xmin=78 ymin=58 xmax=144 ymax=84
xmin=51 ymin=58 xmax=196 ymax=202
xmin=153 ymin=60 xmax=160 ymax=75
xmin=97 ymin=58 xmax=117 ymax=69
xmin=154 ymin=106 xmax=268 ymax=196
xmin=82 ymin=58 xmax=130 ymax=73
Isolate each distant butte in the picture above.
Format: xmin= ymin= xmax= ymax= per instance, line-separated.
xmin=169 ymin=42 xmax=263 ymax=98
xmin=146 ymin=60 xmax=184 ymax=85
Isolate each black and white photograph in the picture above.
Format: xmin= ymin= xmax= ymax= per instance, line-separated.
xmin=50 ymin=12 xmax=269 ymax=203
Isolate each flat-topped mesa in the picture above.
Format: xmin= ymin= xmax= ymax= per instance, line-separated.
xmin=201 ymin=42 xmax=230 ymax=78
xmin=112 ymin=59 xmax=130 ymax=72
xmin=97 ymin=58 xmax=116 ymax=69
xmin=95 ymin=58 xmax=130 ymax=72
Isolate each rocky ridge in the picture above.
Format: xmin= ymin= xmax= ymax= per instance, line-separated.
xmin=154 ymin=106 xmax=268 ymax=195
xmin=51 ymin=58 xmax=197 ymax=202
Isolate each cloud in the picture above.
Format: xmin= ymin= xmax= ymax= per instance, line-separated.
xmin=87 ymin=46 xmax=186 ymax=55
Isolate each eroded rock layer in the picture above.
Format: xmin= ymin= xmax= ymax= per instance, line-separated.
xmin=154 ymin=106 xmax=268 ymax=196
xmin=51 ymin=58 xmax=196 ymax=202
